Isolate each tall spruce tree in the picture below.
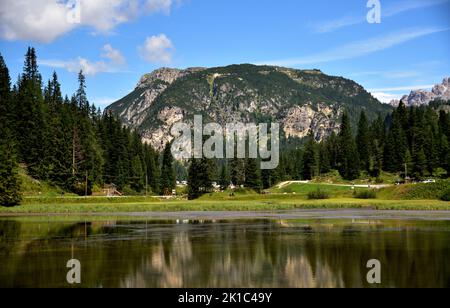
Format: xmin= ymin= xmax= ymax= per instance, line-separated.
xmin=219 ymin=163 xmax=230 ymax=190
xmin=160 ymin=143 xmax=176 ymax=195
xmin=439 ymin=135 xmax=450 ymax=176
xmin=337 ymin=112 xmax=360 ymax=180
xmin=187 ymin=157 xmax=213 ymax=199
xmin=384 ymin=108 xmax=407 ymax=172
xmin=143 ymin=144 xmax=160 ymax=193
xmin=245 ymin=159 xmax=262 ymax=192
xmin=15 ymin=47 xmax=47 ymax=178
xmin=230 ymin=157 xmax=245 ymax=186
xmin=0 ymin=54 xmax=12 ymax=127
xmin=0 ymin=55 xmax=21 ymax=206
xmin=302 ymin=133 xmax=319 ymax=180
xmin=0 ymin=128 xmax=22 ymax=207
xmin=356 ymin=110 xmax=371 ymax=172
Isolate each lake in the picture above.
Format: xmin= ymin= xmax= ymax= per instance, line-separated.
xmin=0 ymin=210 xmax=449 ymax=288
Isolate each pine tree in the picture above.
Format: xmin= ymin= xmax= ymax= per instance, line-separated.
xmin=0 ymin=53 xmax=12 ymax=127
xmin=219 ymin=163 xmax=230 ymax=190
xmin=337 ymin=112 xmax=360 ymax=180
xmin=187 ymin=157 xmax=213 ymax=199
xmin=318 ymin=141 xmax=331 ymax=174
xmin=325 ymin=132 xmax=339 ymax=170
xmin=356 ymin=110 xmax=371 ymax=172
xmin=370 ymin=115 xmax=386 ymax=177
xmin=160 ymin=143 xmax=176 ymax=195
xmin=245 ymin=159 xmax=262 ymax=192
xmin=15 ymin=47 xmax=47 ymax=178
xmin=302 ymin=133 xmax=319 ymax=180
xmin=260 ymin=169 xmax=271 ymax=189
xmin=412 ymin=146 xmax=426 ymax=178
xmin=230 ymin=157 xmax=245 ymax=186
xmin=131 ymin=155 xmax=145 ymax=192
xmin=384 ymin=110 xmax=407 ymax=172
xmin=439 ymin=110 xmax=450 ymax=144
xmin=371 ymin=139 xmax=383 ymax=178
xmin=76 ymin=71 xmax=89 ymax=114
xmin=0 ymin=128 xmax=22 ymax=207
xmin=0 ymin=53 xmax=21 ymax=206
xmin=187 ymin=158 xmax=202 ymax=199
xmin=439 ymin=135 xmax=450 ymax=176
xmin=144 ymin=144 xmax=160 ymax=194
xmin=404 ymin=149 xmax=413 ymax=179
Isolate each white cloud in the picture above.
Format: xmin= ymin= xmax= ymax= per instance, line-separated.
xmin=102 ymin=44 xmax=126 ymax=65
xmin=40 ymin=44 xmax=126 ymax=75
xmin=370 ymin=92 xmax=403 ymax=103
xmin=257 ymin=27 xmax=449 ymax=67
xmin=0 ymin=0 xmax=179 ymax=42
xmin=350 ymin=70 xmax=420 ymax=79
xmin=369 ymin=84 xmax=435 ymax=103
xmin=0 ymin=0 xmax=76 ymax=43
xmin=312 ymin=16 xmax=362 ymax=34
xmin=139 ymin=34 xmax=174 ymax=64
xmin=41 ymin=57 xmax=109 ymax=75
xmin=312 ymin=0 xmax=449 ymax=33
xmin=145 ymin=0 xmax=174 ymax=14
xmin=369 ymin=85 xmax=434 ymax=92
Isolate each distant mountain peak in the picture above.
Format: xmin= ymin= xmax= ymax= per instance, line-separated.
xmin=136 ymin=67 xmax=206 ymax=89
xmin=389 ymin=77 xmax=450 ymax=107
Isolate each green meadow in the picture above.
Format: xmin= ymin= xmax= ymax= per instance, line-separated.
xmin=0 ymin=182 xmax=448 ymax=215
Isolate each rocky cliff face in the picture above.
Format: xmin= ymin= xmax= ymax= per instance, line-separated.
xmin=390 ymin=77 xmax=450 ymax=107
xmin=106 ymin=64 xmax=391 ymax=151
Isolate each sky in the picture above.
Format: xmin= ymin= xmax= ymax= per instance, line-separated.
xmin=0 ymin=0 xmax=449 ymax=108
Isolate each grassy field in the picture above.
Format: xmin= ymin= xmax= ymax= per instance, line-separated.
xmin=0 ymin=198 xmax=448 ymax=214
xmin=1 ymin=181 xmax=447 ymax=215
xmin=0 ymin=193 xmax=448 ymax=215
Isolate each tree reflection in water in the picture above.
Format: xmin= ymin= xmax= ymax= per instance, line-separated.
xmin=0 ymin=219 xmax=448 ymax=288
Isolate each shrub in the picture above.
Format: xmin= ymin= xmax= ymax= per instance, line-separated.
xmin=354 ymin=190 xmax=377 ymax=199
xmin=282 ymin=187 xmax=294 ymax=194
xmin=307 ymin=189 xmax=330 ymax=200
xmin=375 ymin=177 xmax=384 ymax=184
xmin=441 ymin=189 xmax=450 ymax=202
xmin=403 ymin=181 xmax=450 ymax=200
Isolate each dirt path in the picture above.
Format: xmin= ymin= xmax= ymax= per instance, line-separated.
xmin=276 ymin=181 xmax=392 ymax=189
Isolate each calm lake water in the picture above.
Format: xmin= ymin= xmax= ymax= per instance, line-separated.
xmin=0 ymin=213 xmax=449 ymax=288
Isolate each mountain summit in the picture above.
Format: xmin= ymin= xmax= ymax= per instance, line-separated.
xmin=390 ymin=77 xmax=450 ymax=107
xmin=106 ymin=64 xmax=391 ymax=150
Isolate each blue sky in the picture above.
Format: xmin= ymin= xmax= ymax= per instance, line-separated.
xmin=0 ymin=0 xmax=449 ymax=107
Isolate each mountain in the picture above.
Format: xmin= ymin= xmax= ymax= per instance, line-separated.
xmin=390 ymin=77 xmax=450 ymax=107
xmin=106 ymin=64 xmax=392 ymax=150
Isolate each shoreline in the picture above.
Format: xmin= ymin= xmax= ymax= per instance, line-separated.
xmin=1 ymin=209 xmax=450 ymax=221
xmin=0 ymin=198 xmax=449 ymax=216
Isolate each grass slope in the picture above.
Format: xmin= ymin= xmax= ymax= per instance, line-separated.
xmin=2 ymin=173 xmax=447 ymax=214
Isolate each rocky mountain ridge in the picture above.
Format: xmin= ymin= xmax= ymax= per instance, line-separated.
xmin=106 ymin=64 xmax=392 ymax=150
xmin=390 ymin=77 xmax=450 ymax=107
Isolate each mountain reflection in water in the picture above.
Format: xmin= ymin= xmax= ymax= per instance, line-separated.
xmin=0 ymin=218 xmax=449 ymax=288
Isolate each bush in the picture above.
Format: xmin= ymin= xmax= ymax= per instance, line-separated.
xmin=307 ymin=189 xmax=330 ymax=200
xmin=375 ymin=177 xmax=384 ymax=184
xmin=441 ymin=189 xmax=450 ymax=201
xmin=354 ymin=190 xmax=377 ymax=199
xmin=403 ymin=181 xmax=450 ymax=200
xmin=281 ymin=187 xmax=294 ymax=194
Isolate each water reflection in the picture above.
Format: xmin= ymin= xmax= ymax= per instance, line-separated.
xmin=0 ymin=218 xmax=449 ymax=288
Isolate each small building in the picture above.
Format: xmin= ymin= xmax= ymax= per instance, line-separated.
xmin=102 ymin=184 xmax=123 ymax=197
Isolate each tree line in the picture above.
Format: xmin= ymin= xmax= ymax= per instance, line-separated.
xmin=0 ymin=48 xmax=177 ymax=206
xmin=187 ymin=102 xmax=450 ymax=199
xmin=2 ymin=48 xmax=449 ymax=204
